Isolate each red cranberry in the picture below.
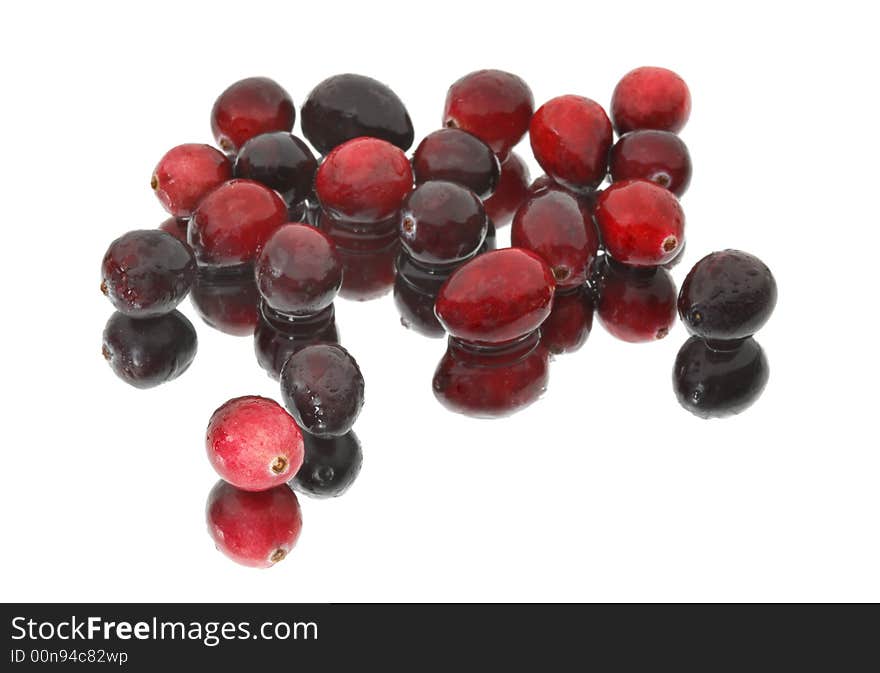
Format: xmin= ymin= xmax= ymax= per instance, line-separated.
xmin=594 ymin=179 xmax=685 ymax=266
xmin=159 ymin=216 xmax=189 ymax=244
xmin=206 ymin=395 xmax=304 ymax=492
xmin=611 ymin=66 xmax=691 ymax=135
xmin=540 ymin=287 xmax=594 ymax=354
xmin=511 ymin=189 xmax=600 ymax=290
xmin=529 ymin=95 xmax=613 ymax=192
xmin=101 ymin=230 xmax=196 ymax=317
xmin=443 ymin=69 xmax=534 ymax=157
xmin=483 ymin=152 xmax=530 ymax=227
xmin=292 ymin=431 xmax=363 ymax=498
xmin=190 ymin=265 xmax=260 ymax=337
xmin=206 ymin=480 xmax=302 ymax=568
xmin=254 ymin=303 xmax=339 ymax=380
xmin=210 ymin=77 xmax=295 ymax=153
xmin=609 ymin=130 xmax=692 ymax=196
xmin=595 ymin=257 xmax=677 ymax=342
xmin=151 ymin=144 xmax=231 ymax=218
xmin=412 ymin=128 xmax=500 ymax=198
xmin=315 ymin=137 xmax=413 ymax=223
xmin=435 ymin=248 xmax=556 ymax=345
xmin=233 ymin=132 xmax=317 ymax=206
xmin=189 ymin=179 xmax=288 ymax=267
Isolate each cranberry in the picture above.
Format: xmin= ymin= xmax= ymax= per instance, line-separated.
xmin=100 ymin=230 xmax=196 ymax=317
xmin=150 ymin=144 xmax=231 ymax=218
xmin=190 ymin=265 xmax=260 ymax=337
xmin=159 ymin=216 xmax=189 ymax=244
xmin=206 ymin=480 xmax=302 ymax=568
xmin=102 ymin=310 xmax=197 ymax=389
xmin=595 ymin=257 xmax=677 ymax=342
xmin=412 ymin=128 xmax=500 ymax=198
xmin=393 ymin=252 xmax=450 ymax=337
xmin=302 ymin=73 xmax=414 ymax=154
xmin=678 ymin=250 xmax=777 ymax=342
xmin=609 ymin=130 xmax=692 ymax=196
xmin=511 ymin=188 xmax=599 ymax=290
xmin=254 ymin=302 xmax=339 ymax=379
xmin=611 ymin=66 xmax=691 ymax=135
xmin=280 ymin=344 xmax=365 ymax=438
xmin=400 ymin=181 xmax=488 ymax=266
xmin=483 ymin=152 xmax=530 ymax=227
xmin=673 ymin=336 xmax=769 ymax=418
xmin=435 ymin=248 xmax=556 ymax=345
xmin=292 ymin=431 xmax=363 ymax=499
xmin=594 ymin=179 xmax=685 ymax=266
xmin=206 ymin=395 xmax=304 ymax=492
xmin=315 ymin=137 xmax=413 ymax=223
xmin=540 ymin=287 xmax=594 ymax=355
xmin=663 ymin=240 xmax=687 ymax=270
xmin=443 ymin=69 xmax=534 ymax=157
xmin=529 ymin=95 xmax=613 ymax=192
xmin=233 ymin=132 xmax=317 ymax=207
xmin=210 ymin=77 xmax=295 ymax=153
xmin=188 ymin=179 xmax=288 ymax=267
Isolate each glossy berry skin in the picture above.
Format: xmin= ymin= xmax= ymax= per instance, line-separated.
xmin=102 ymin=310 xmax=197 ymax=389
xmin=190 ymin=265 xmax=260 ymax=337
xmin=233 ymin=132 xmax=317 ymax=206
xmin=255 ymin=224 xmax=342 ymax=316
xmin=483 ymin=152 xmax=530 ymax=227
xmin=206 ymin=396 xmax=304 ymax=492
xmin=101 ymin=230 xmax=196 ymax=317
xmin=609 ymin=131 xmax=692 ymax=196
xmin=211 ymin=77 xmax=295 ymax=154
xmin=511 ymin=188 xmax=600 ymax=290
xmin=435 ymin=248 xmax=556 ymax=345
xmin=443 ymin=69 xmax=534 ymax=158
xmin=611 ymin=66 xmax=691 ymax=136
xmin=400 ymin=181 xmax=488 ymax=266
xmin=678 ymin=250 xmax=777 ymax=341
xmin=159 ymin=216 xmax=189 ymax=244
xmin=315 ymin=137 xmax=413 ymax=223
xmin=292 ymin=431 xmax=363 ymax=498
xmin=280 ymin=344 xmax=365 ymax=438
xmin=393 ymin=252 xmax=450 ymax=338
xmin=595 ymin=257 xmax=677 ymax=342
xmin=594 ymin=179 xmax=685 ymax=266
xmin=673 ymin=336 xmax=769 ymax=419
xmin=412 ymin=128 xmax=500 ymax=198
xmin=255 ymin=302 xmax=339 ymax=379
xmin=540 ymin=287 xmax=594 ymax=355
xmin=151 ymin=144 xmax=231 ymax=218
xmin=529 ymin=95 xmax=613 ymax=192
xmin=302 ymin=73 xmax=414 ymax=155
xmin=206 ymin=480 xmax=302 ymax=568
xmin=188 ymin=179 xmax=288 ymax=267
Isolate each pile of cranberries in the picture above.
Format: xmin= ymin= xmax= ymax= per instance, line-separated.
xmin=99 ymin=66 xmax=776 ymax=568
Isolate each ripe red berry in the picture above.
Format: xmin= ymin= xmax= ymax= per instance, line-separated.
xmin=150 ymin=144 xmax=231 ymax=218
xmin=189 ymin=179 xmax=288 ymax=267
xmin=206 ymin=396 xmax=304 ymax=492
xmin=594 ymin=179 xmax=685 ymax=266
xmin=609 ymin=130 xmax=692 ymax=196
xmin=595 ymin=257 xmax=677 ymax=342
xmin=443 ymin=69 xmax=534 ymax=158
xmin=315 ymin=137 xmax=413 ymax=223
xmin=233 ymin=132 xmax=317 ymax=207
xmin=412 ymin=128 xmax=500 ymax=198
xmin=611 ymin=66 xmax=691 ymax=135
xmin=483 ymin=152 xmax=530 ymax=227
xmin=529 ymin=95 xmax=613 ymax=192
xmin=210 ymin=77 xmax=295 ymax=153
xmin=158 ymin=216 xmax=189 ymax=244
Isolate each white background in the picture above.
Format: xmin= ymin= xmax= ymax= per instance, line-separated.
xmin=2 ymin=1 xmax=878 ymax=603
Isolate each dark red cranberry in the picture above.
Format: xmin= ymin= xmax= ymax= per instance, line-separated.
xmin=483 ymin=152 xmax=530 ymax=227
xmin=189 ymin=179 xmax=288 ymax=267
xmin=206 ymin=480 xmax=302 ymax=568
xmin=206 ymin=395 xmax=304 ymax=492
xmin=399 ymin=181 xmax=488 ymax=266
xmin=609 ymin=130 xmax=692 ymax=196
xmin=102 ymin=310 xmax=197 ymax=389
xmin=211 ymin=77 xmax=295 ymax=153
xmin=529 ymin=95 xmax=613 ymax=192
xmin=595 ymin=257 xmax=677 ymax=342
xmin=393 ymin=260 xmax=447 ymax=338
xmin=315 ymin=137 xmax=413 ymax=223
xmin=540 ymin=287 xmax=594 ymax=354
xmin=611 ymin=66 xmax=691 ymax=135
xmin=443 ymin=69 xmax=534 ymax=157
xmin=412 ymin=128 xmax=500 ymax=198
xmin=435 ymin=248 xmax=556 ymax=345
xmin=159 ymin=216 xmax=189 ymax=244
xmin=254 ymin=302 xmax=339 ymax=379
xmin=151 ymin=144 xmax=231 ymax=218
xmin=292 ymin=431 xmax=363 ymax=498
xmin=233 ymin=132 xmax=317 ymax=206
xmin=673 ymin=336 xmax=769 ymax=418
xmin=678 ymin=250 xmax=777 ymax=341
xmin=594 ymin=179 xmax=685 ymax=266
xmin=280 ymin=344 xmax=365 ymax=438
xmin=190 ymin=265 xmax=260 ymax=337
xmin=511 ymin=188 xmax=599 ymax=290
xmin=302 ymin=73 xmax=414 ymax=154
xmin=100 ymin=230 xmax=196 ymax=317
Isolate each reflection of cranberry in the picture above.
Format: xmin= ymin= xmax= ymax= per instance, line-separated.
xmin=190 ymin=265 xmax=260 ymax=337
xmin=292 ymin=431 xmax=363 ymax=499
xmin=483 ymin=152 xmax=530 ymax=228
xmin=393 ymin=253 xmax=448 ymax=338
xmin=595 ymin=257 xmax=677 ymax=343
xmin=254 ymin=302 xmax=339 ymax=379
xmin=540 ymin=287 xmax=595 ymax=355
